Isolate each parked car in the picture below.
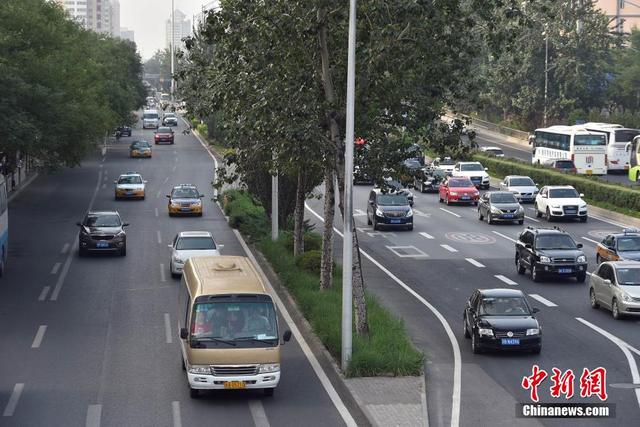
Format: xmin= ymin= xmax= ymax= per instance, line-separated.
xmin=596 ymin=229 xmax=640 ymax=263
xmin=366 ymin=188 xmax=413 ymax=231
xmin=463 ymin=288 xmax=542 ymax=354
xmin=477 ymin=191 xmax=524 ymax=225
xmin=534 ymin=185 xmax=587 ymax=222
xmin=452 ymin=161 xmax=490 ymax=189
xmin=479 ymin=146 xmax=505 ymax=157
xmin=515 ymin=226 xmax=587 ymax=282
xmin=544 ymin=159 xmax=577 ymax=174
xmin=438 ymin=177 xmax=479 ymax=205
xmin=498 ymin=175 xmax=538 ymax=203
xmin=589 ymin=261 xmax=640 ymax=319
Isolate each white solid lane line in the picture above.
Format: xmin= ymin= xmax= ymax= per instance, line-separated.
xmin=85 ymin=404 xmax=102 ymax=427
xmin=528 ymin=294 xmax=557 ymax=307
xmin=164 ymin=313 xmax=173 ymax=344
xmin=440 ymin=244 xmax=458 ymax=253
xmin=155 ymin=207 xmax=159 ymax=217
xmin=304 ymin=203 xmax=461 ymax=427
xmin=31 ymin=325 xmax=47 ymax=349
xmin=38 ymin=286 xmax=50 ymax=302
xmin=160 ymin=264 xmax=166 ymax=282
xmin=525 ymin=216 xmax=540 ymax=223
xmin=419 ymin=232 xmax=435 ymax=239
xmin=439 ymin=208 xmax=461 ymax=218
xmin=172 ymin=401 xmax=182 ymax=427
xmin=248 ymin=400 xmax=271 ymax=427
xmin=157 ymin=230 xmax=162 ymax=244
xmin=50 ymin=262 xmax=61 ymax=275
xmin=495 ymin=275 xmax=518 ymax=286
xmin=2 ymin=383 xmax=24 ymax=416
xmin=465 ymin=258 xmax=485 ymax=268
xmin=581 ymin=236 xmax=600 ymax=245
xmin=492 ymin=230 xmax=517 ymax=243
xmin=576 ymin=317 xmax=640 ymax=409
xmin=61 ymin=243 xmax=69 ymax=254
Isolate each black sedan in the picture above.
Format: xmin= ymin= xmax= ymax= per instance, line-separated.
xmin=116 ymin=125 xmax=132 ymax=137
xmin=77 ymin=211 xmax=129 ymax=256
xmin=463 ymin=288 xmax=541 ymax=354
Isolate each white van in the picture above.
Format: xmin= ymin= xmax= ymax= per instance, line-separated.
xmin=142 ymin=109 xmax=160 ymax=129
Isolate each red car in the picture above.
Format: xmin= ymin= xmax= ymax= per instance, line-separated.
xmin=439 ymin=177 xmax=479 ymax=205
xmin=154 ymin=126 xmax=174 ymax=144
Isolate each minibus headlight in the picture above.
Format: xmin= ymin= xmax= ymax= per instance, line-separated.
xmin=259 ymin=363 xmax=280 ymax=373
xmin=188 ymin=365 xmax=211 ymax=375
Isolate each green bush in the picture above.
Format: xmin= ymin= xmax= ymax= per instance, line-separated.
xmin=222 ymin=189 xmax=269 ymax=241
xmin=196 ymin=123 xmax=208 ymax=135
xmin=474 ymin=153 xmax=640 ymax=217
xmin=294 ymin=250 xmax=323 ymax=274
xmin=281 ymin=231 xmax=322 ymax=252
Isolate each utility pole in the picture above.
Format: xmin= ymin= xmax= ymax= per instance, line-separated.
xmin=543 ymin=29 xmax=549 ymax=127
xmin=170 ymin=0 xmax=175 ymax=102
xmin=341 ymin=0 xmax=357 ymax=372
xmin=271 ymin=151 xmax=278 ymax=241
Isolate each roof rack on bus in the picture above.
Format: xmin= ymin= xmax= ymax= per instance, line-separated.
xmin=622 ymin=228 xmax=640 ymax=235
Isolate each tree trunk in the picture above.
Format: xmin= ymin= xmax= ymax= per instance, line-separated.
xmin=351 ymin=227 xmax=369 ymax=337
xmin=320 ymin=166 xmax=335 ymax=289
xmin=293 ymin=169 xmax=305 ymax=257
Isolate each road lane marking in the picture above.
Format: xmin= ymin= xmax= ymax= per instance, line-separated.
xmin=525 ymin=216 xmax=540 ymax=223
xmin=85 ymin=404 xmax=102 ymax=427
xmin=164 ymin=313 xmax=172 ymax=344
xmin=50 ymin=238 xmax=77 ymax=301
xmin=61 ymin=243 xmax=70 ymax=254
xmin=465 ymin=258 xmax=485 ymax=268
xmin=495 ymin=275 xmax=518 ymax=286
xmin=576 ymin=317 xmax=640 ymax=409
xmin=304 ymin=203 xmax=459 ymax=427
xmin=101 ymin=183 xmax=106 ymax=189
xmin=581 ymin=236 xmax=600 ymax=245
xmin=528 ymin=294 xmax=557 ymax=307
xmin=31 ymin=325 xmax=47 ymax=349
xmin=419 ymin=232 xmax=434 ymax=239
xmin=353 ymin=208 xmax=366 ymax=216
xmin=172 ymin=165 xmax=177 ymax=171
xmin=38 ymin=287 xmax=50 ymax=301
xmin=156 ymin=190 xmax=162 ymax=198
xmin=50 ymin=262 xmax=61 ymax=275
xmin=413 ymin=209 xmax=430 ymax=217
xmin=440 ymin=244 xmax=458 ymax=253
xmin=155 ymin=208 xmax=159 ymax=217
xmin=163 ymin=176 xmax=169 ymax=184
xmin=160 ymin=264 xmax=166 ymax=282
xmin=2 ymin=383 xmax=24 ymax=417
xmin=386 ymin=245 xmax=429 ymax=258
xmin=172 ymin=401 xmax=182 ymax=427
xmin=439 ymin=208 xmax=461 ymax=218
xmin=157 ymin=230 xmax=162 ymax=244
xmin=248 ymin=400 xmax=270 ymax=427
xmin=492 ymin=230 xmax=517 ymax=243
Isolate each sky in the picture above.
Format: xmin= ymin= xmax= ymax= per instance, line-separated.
xmin=119 ymin=0 xmax=215 ymax=61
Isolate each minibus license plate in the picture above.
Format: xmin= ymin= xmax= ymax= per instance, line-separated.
xmin=224 ymin=381 xmax=245 ymax=389
xmin=586 ymin=170 xmax=592 ymax=175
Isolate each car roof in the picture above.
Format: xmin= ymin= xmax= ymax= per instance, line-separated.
xmin=87 ymin=210 xmax=120 ymax=216
xmin=604 ymin=229 xmax=640 ymax=238
xmin=478 ymin=288 xmax=525 ymax=298
xmin=505 ymin=175 xmax=531 ymax=180
xmin=118 ymin=172 xmax=142 ymax=177
xmin=482 ymin=146 xmax=502 ymax=150
xmin=486 ymin=191 xmax=517 ymax=196
xmin=173 ymin=184 xmax=197 ymax=189
xmin=456 ymin=161 xmax=481 ymax=164
xmin=544 ymin=185 xmax=576 ymax=189
xmin=525 ymin=226 xmax=569 ymax=235
xmin=178 ymin=231 xmax=213 ymax=238
xmin=605 ymin=260 xmax=640 ymax=268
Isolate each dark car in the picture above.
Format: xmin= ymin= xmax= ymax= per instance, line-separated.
xmin=463 ymin=288 xmax=542 ymax=354
xmin=116 ymin=125 xmax=132 ymax=137
xmin=515 ymin=226 xmax=587 ymax=282
xmin=596 ymin=228 xmax=640 ymax=263
xmin=154 ymin=126 xmax=174 ymax=144
xmin=77 ymin=211 xmax=129 ymax=256
xmin=381 ymin=178 xmax=414 ymax=206
xmin=477 ymin=191 xmax=524 ymax=225
xmin=545 ymin=159 xmax=577 ymax=174
xmin=414 ymin=167 xmax=446 ymax=193
xmin=366 ymin=189 xmax=413 ymax=231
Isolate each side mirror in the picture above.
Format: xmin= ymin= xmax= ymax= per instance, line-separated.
xmin=143 ymin=180 xmax=148 ymax=184
xmin=579 ymin=193 xmax=584 ymax=198
xmin=113 ymin=180 xmax=117 ymax=184
xmin=76 ymin=222 xmax=82 ymax=226
xmin=122 ymin=223 xmax=130 ymax=227
xmin=525 ymin=243 xmax=532 ymax=249
xmin=282 ymin=330 xmax=292 ymax=342
xmin=167 ymin=244 xmax=173 ymax=248
xmin=180 ymin=328 xmax=189 ymax=339
xmin=532 ymin=307 xmax=540 ymax=314
xmin=603 ymin=279 xmax=612 ymax=285
xmin=199 ymin=194 xmax=205 ymax=198
xmin=576 ymin=243 xmax=583 ymax=248
xmin=217 ymin=244 xmax=224 ymax=249
xmin=484 ymin=167 xmax=489 ymax=172
xmin=166 ymin=195 xmax=171 ymax=198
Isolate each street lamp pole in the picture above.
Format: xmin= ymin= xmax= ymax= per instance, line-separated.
xmin=543 ymin=30 xmax=549 ymax=127
xmin=341 ymin=0 xmax=357 ymax=372
xmin=170 ymin=0 xmax=175 ymax=102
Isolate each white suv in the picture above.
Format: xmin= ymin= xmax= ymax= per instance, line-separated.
xmin=534 ymin=185 xmax=588 ymax=222
xmin=452 ymin=162 xmax=490 ymax=189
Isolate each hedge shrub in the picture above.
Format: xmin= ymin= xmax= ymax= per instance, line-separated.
xmin=222 ymin=189 xmax=269 ymax=241
xmin=294 ymin=250 xmax=323 ymax=274
xmin=281 ymin=231 xmax=322 ymax=252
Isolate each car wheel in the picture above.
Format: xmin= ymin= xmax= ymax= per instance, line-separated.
xmin=367 ymin=214 xmax=372 ymax=225
xmin=438 ymin=195 xmax=443 ymax=203
xmin=182 ymin=357 xmax=186 ymax=371
xmin=531 ymin=345 xmax=542 ymax=355
xmin=463 ymin=317 xmax=470 ymax=338
xmin=531 ymin=263 xmax=541 ymax=282
xmin=516 ymin=255 xmax=526 ymax=275
xmin=120 ymin=246 xmax=127 ymax=257
xmin=596 ymin=254 xmax=602 ymax=264
xmin=471 ymin=331 xmax=482 ymax=354
xmin=535 ymin=204 xmax=542 ymax=218
xmin=546 ymin=208 xmax=552 ymax=222
xmin=590 ymin=288 xmax=600 ymax=309
xmin=580 ymin=216 xmax=588 ymax=223
xmin=576 ymin=272 xmax=586 ymax=283
xmin=189 ymin=388 xmax=199 ymax=399
xmin=518 ymin=219 xmax=524 ymax=225
xmin=486 ymin=213 xmax=493 ymax=225
xmin=264 ymin=388 xmax=274 ymax=397
xmin=478 ymin=209 xmax=484 ymax=221
xmin=612 ymin=299 xmax=621 ymax=320
xmin=372 ymin=218 xmax=378 ymax=231
xmin=445 ymin=196 xmax=450 ymax=205
xmin=407 ymin=224 xmax=413 ymax=231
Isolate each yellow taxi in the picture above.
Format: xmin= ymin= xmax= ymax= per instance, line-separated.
xmin=115 ymin=173 xmax=147 ymax=200
xmin=130 ymin=140 xmax=152 ymax=158
xmin=167 ymin=184 xmax=204 ymax=216
xmin=596 ymin=229 xmax=640 ymax=263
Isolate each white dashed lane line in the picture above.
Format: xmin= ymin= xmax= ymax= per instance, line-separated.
xmin=31 ymin=325 xmax=47 ymax=349
xmin=440 ymin=244 xmax=458 ymax=253
xmin=495 ymin=274 xmax=518 ymax=286
xmin=172 ymin=401 xmax=182 ymax=427
xmin=157 ymin=230 xmax=162 ymax=244
xmin=50 ymin=262 xmax=61 ymax=275
xmin=439 ymin=208 xmax=461 ymax=218
xmin=419 ymin=232 xmax=435 ymax=239
xmin=61 ymin=243 xmax=69 ymax=254
xmin=492 ymin=230 xmax=517 ymax=243
xmin=581 ymin=236 xmax=600 ymax=245
xmin=2 ymin=383 xmax=25 ymax=417
xmin=164 ymin=313 xmax=173 ymax=344
xmin=465 ymin=258 xmax=485 ymax=268
xmin=525 ymin=216 xmax=540 ymax=223
xmin=38 ymin=286 xmax=50 ymax=301
xmin=85 ymin=404 xmax=102 ymax=427
xmin=160 ymin=264 xmax=166 ymax=282
xmin=528 ymin=294 xmax=558 ymax=307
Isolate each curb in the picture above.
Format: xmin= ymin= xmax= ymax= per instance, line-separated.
xmin=8 ymin=172 xmax=39 ymax=204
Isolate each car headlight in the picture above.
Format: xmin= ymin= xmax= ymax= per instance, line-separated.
xmin=192 ymin=200 xmax=202 ymax=205
xmin=188 ymin=365 xmax=211 ymax=375
xmin=579 ymin=204 xmax=588 ymax=210
xmin=577 ymin=255 xmax=586 ymax=263
xmin=171 ymin=202 xmax=179 ymax=207
xmin=482 ymin=176 xmax=490 ymax=181
xmin=539 ymin=256 xmax=551 ymax=263
xmin=517 ymin=205 xmax=524 ymax=212
xmin=375 ymin=208 xmax=384 ymax=217
xmin=449 ymin=191 xmax=458 ymax=196
xmin=259 ymin=363 xmax=280 ymax=373
xmin=621 ymin=292 xmax=632 ymax=302
xmin=550 ymin=204 xmax=561 ymax=209
xmin=490 ymin=206 xmax=501 ymax=214
xmin=511 ymin=191 xmax=520 ymax=196
xmin=526 ymin=328 xmax=540 ymax=336
xmin=173 ymin=256 xmax=184 ymax=264
xmin=478 ymin=328 xmax=494 ymax=337
xmin=406 ymin=208 xmax=413 ymax=217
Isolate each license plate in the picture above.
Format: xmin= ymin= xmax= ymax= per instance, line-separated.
xmin=558 ymin=268 xmax=573 ymax=273
xmin=97 ymin=241 xmax=109 ymax=248
xmin=181 ymin=208 xmax=191 ymax=212
xmin=501 ymin=338 xmax=520 ymax=345
xmin=389 ymin=219 xmax=401 ymax=224
xmin=502 ymin=214 xmax=514 ymax=218
xmin=125 ymin=192 xmax=133 ymax=195
xmin=461 ymin=196 xmax=470 ymax=200
xmin=223 ymin=381 xmax=245 ymax=389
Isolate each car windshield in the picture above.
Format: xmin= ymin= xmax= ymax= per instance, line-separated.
xmin=554 ymin=161 xmax=575 ymax=169
xmin=509 ymin=177 xmax=534 ymax=186
xmin=176 ymin=237 xmax=216 ymax=250
xmin=143 ymin=112 xmax=158 ymax=119
xmin=490 ymin=193 xmax=517 ymax=203
xmin=157 ymin=127 xmax=172 ymax=133
xmin=535 ymin=234 xmax=576 ymax=250
xmin=549 ymin=188 xmax=579 ymax=198
xmin=85 ymin=214 xmax=121 ymax=227
xmin=164 ymin=113 xmax=176 ymax=118
xmin=574 ymin=135 xmax=606 ymax=146
xmin=118 ymin=175 xmax=142 ymax=184
xmin=403 ymin=160 xmax=421 ymax=169
xmin=377 ymin=193 xmax=408 ymax=206
xmin=617 ymin=236 xmax=640 ymax=251
xmin=615 ymin=268 xmax=640 ymax=285
xmin=479 ymin=297 xmax=530 ymax=316
xmin=172 ymin=188 xmax=199 ymax=198
xmin=460 ymin=163 xmax=484 ymax=171
xmin=191 ymin=301 xmax=278 ymax=340
xmin=448 ymin=178 xmax=473 ymax=187
xmin=438 ymin=159 xmax=455 ymax=166
xmin=132 ymin=141 xmax=149 ymax=149
xmin=614 ymin=129 xmax=640 ymax=143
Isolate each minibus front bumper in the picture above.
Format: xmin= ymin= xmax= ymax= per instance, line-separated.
xmin=187 ymin=371 xmax=280 ymax=390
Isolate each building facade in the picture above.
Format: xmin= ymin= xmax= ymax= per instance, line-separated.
xmin=120 ymin=27 xmax=135 ymax=43
xmin=165 ymin=9 xmax=192 ymax=52
xmin=56 ymin=0 xmax=120 ymax=36
xmin=596 ymin=0 xmax=640 ymax=33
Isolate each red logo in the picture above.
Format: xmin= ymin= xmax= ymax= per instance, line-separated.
xmin=579 ymin=367 xmax=608 ymax=401
xmin=586 ymin=156 xmax=594 ymax=164
xmin=522 ymin=366 xmax=608 ymax=402
xmin=522 ymin=365 xmax=548 ymax=402
xmin=550 ymin=368 xmax=575 ymax=399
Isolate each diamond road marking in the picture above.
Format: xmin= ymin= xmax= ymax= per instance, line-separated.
xmin=386 ymin=245 xmax=429 ymax=258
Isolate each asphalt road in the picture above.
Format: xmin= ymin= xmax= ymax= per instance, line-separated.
xmin=0 ymin=120 xmax=355 ymax=426
xmin=306 ymin=183 xmax=640 ymax=427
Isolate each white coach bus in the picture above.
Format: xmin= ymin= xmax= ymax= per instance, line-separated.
xmin=531 ymin=126 xmax=607 ymax=175
xmin=581 ymin=123 xmax=640 ymax=173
